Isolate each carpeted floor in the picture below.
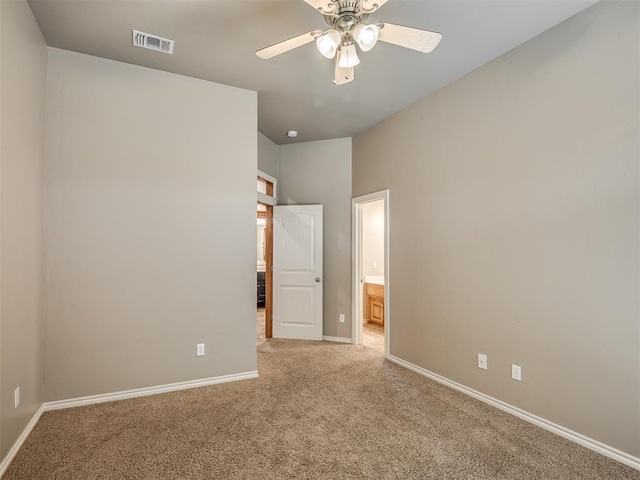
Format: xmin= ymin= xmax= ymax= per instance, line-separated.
xmin=5 ymin=339 xmax=639 ymax=479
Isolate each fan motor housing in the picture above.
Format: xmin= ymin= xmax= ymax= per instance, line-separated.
xmin=336 ymin=1 xmax=359 ymax=14
xmin=324 ymin=1 xmax=370 ymax=32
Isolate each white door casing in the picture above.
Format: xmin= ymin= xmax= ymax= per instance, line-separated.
xmin=273 ymin=205 xmax=323 ymax=340
xmin=352 ymin=190 xmax=390 ymax=357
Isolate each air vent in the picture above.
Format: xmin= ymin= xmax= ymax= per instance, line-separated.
xmin=132 ymin=30 xmax=174 ymax=54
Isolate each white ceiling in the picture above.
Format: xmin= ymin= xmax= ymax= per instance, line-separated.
xmin=27 ymin=0 xmax=597 ymax=145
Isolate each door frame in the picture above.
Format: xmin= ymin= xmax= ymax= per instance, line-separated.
xmin=264 ymin=203 xmax=273 ymax=338
xmin=351 ymin=190 xmax=390 ymax=357
xmin=257 ymin=169 xmax=277 ymax=339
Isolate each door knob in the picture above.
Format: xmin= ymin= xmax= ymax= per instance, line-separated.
xmin=315 ymin=277 xmax=321 ymax=282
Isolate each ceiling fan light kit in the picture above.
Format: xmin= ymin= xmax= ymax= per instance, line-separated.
xmin=256 ymin=0 xmax=442 ymax=85
xmin=338 ymin=43 xmax=360 ymax=68
xmin=352 ymin=23 xmax=379 ymax=51
xmin=333 ymin=50 xmax=354 ymax=85
xmin=316 ymin=29 xmax=341 ymax=58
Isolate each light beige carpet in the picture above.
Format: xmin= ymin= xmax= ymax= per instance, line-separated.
xmin=5 ymin=339 xmax=639 ymax=479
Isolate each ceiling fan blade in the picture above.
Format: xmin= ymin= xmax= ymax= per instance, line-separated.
xmin=378 ymin=22 xmax=442 ymax=54
xmin=361 ymin=0 xmax=389 ymax=13
xmin=333 ymin=60 xmax=354 ymax=86
xmin=256 ymin=31 xmax=317 ymax=60
xmin=303 ymin=0 xmax=337 ymax=15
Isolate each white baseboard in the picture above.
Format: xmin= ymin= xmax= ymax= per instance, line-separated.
xmin=387 ymin=355 xmax=640 ymax=471
xmin=323 ymin=335 xmax=352 ymax=344
xmin=0 ymin=404 xmax=45 ymax=478
xmin=44 ymin=370 xmax=259 ymax=411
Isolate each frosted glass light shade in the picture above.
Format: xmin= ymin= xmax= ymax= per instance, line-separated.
xmin=316 ymin=29 xmax=341 ymax=59
xmin=353 ymin=24 xmax=379 ymax=52
xmin=338 ymin=43 xmax=360 ymax=68
xmin=333 ymin=50 xmax=354 ymax=85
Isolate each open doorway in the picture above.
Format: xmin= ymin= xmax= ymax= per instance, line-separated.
xmin=257 ymin=204 xmax=268 ymax=345
xmin=361 ymin=199 xmax=385 ymax=351
xmin=352 ymin=190 xmax=389 ymax=357
xmin=257 ymin=171 xmax=276 ymax=346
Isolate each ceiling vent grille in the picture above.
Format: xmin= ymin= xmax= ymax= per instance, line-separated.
xmin=132 ymin=30 xmax=174 ymax=54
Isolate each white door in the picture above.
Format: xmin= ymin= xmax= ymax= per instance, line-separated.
xmin=273 ymin=205 xmax=323 ymax=340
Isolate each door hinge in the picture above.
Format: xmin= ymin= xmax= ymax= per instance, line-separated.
xmin=271 ymin=265 xmax=273 ymax=272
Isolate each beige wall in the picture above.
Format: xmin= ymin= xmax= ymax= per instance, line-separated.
xmin=44 ymin=48 xmax=258 ymax=401
xmin=0 ymin=0 xmax=47 ymax=463
xmin=362 ymin=200 xmax=385 ymax=278
xmin=258 ymin=132 xmax=279 ymax=189
xmin=353 ymin=0 xmax=639 ymax=457
xmin=279 ymin=138 xmax=352 ymax=339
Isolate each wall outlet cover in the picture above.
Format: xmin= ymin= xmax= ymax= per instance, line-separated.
xmin=196 ymin=343 xmax=205 ymax=357
xmin=512 ymin=364 xmax=522 ymax=381
xmin=477 ymin=353 xmax=488 ymax=370
xmin=339 ymin=314 xmax=345 ymax=323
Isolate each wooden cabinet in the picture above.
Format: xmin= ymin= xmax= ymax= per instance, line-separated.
xmin=364 ymin=283 xmax=384 ymax=325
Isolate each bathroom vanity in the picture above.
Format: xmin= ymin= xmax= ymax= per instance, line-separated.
xmin=364 ymin=276 xmax=385 ymax=325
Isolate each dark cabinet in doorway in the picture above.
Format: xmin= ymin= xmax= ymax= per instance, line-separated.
xmin=257 ymin=271 xmax=266 ymax=306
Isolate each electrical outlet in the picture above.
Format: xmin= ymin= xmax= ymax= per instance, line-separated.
xmin=196 ymin=344 xmax=205 ymax=357
xmin=14 ymin=387 xmax=20 ymax=408
xmin=372 ymin=261 xmax=377 ymax=269
xmin=477 ymin=353 xmax=487 ymax=370
xmin=512 ymin=364 xmax=522 ymax=381
xmin=339 ymin=314 xmax=345 ymax=323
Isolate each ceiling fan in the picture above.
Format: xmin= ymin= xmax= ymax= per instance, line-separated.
xmin=256 ymin=0 xmax=442 ymax=85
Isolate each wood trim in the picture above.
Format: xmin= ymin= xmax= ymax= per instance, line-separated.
xmin=265 ymin=204 xmax=273 ymax=338
xmin=257 ymin=169 xmax=277 ymax=200
xmin=257 ymin=172 xmax=275 ymax=339
xmin=257 ymin=170 xmax=277 ymax=185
